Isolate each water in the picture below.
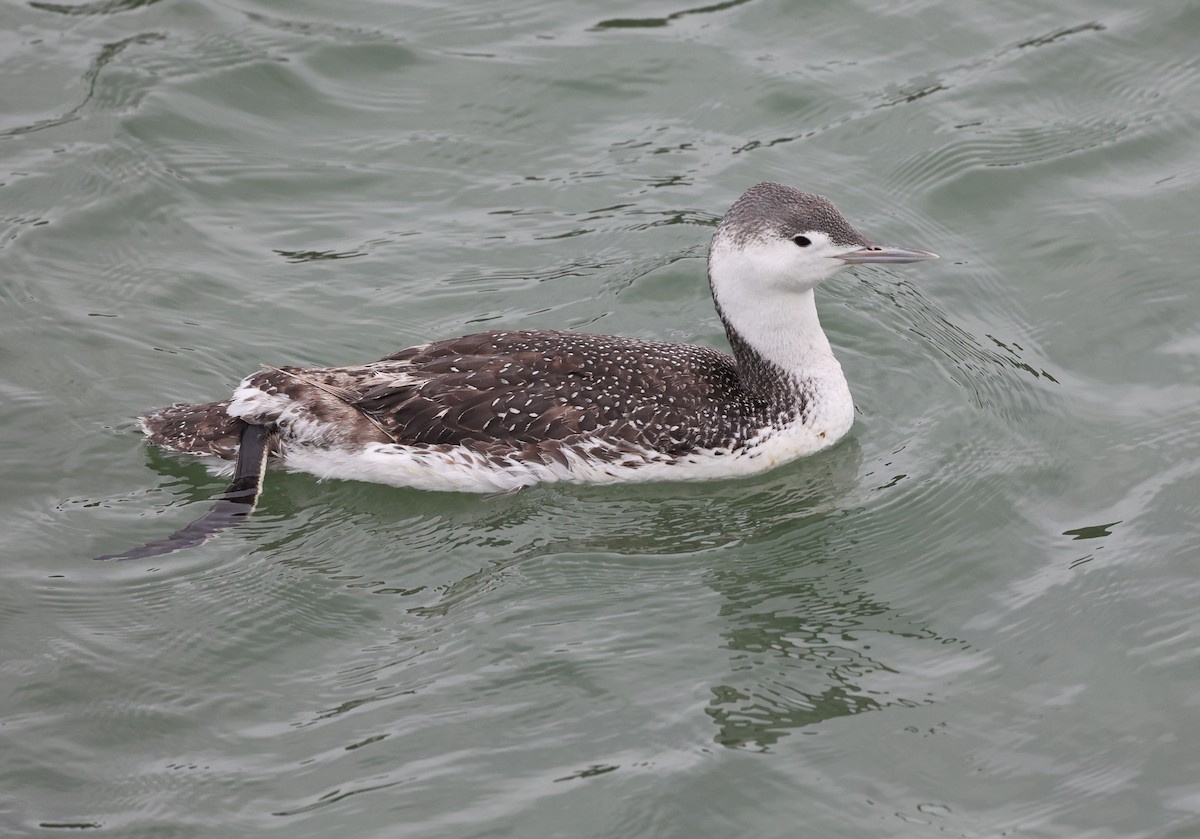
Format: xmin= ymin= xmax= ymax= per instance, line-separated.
xmin=3 ymin=0 xmax=1199 ymax=835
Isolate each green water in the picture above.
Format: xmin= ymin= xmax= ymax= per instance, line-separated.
xmin=3 ymin=0 xmax=1200 ymax=835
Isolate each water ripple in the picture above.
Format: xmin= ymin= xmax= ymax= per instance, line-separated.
xmin=592 ymin=0 xmax=754 ymax=31
xmin=28 ymin=0 xmax=162 ymax=15
xmin=0 ymin=33 xmax=164 ymax=138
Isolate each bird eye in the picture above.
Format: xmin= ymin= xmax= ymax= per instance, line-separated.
xmin=793 ymin=235 xmax=812 ymax=247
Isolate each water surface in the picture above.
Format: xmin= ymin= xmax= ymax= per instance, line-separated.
xmin=3 ymin=0 xmax=1200 ymax=836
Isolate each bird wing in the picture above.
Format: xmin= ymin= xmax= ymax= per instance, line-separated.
xmin=241 ymin=330 xmax=755 ymax=454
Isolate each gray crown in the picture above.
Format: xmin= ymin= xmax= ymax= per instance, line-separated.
xmin=716 ymin=182 xmax=869 ymax=248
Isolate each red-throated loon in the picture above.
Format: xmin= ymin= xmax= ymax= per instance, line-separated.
xmin=96 ymin=183 xmax=937 ymax=560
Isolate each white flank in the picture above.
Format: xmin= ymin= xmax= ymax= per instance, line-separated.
xmin=273 ymin=414 xmax=843 ymax=494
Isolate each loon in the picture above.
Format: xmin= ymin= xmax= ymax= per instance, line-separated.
xmin=96 ymin=183 xmax=937 ymax=560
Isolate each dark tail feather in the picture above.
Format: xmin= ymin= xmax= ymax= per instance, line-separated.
xmin=95 ymin=422 xmax=274 ymax=562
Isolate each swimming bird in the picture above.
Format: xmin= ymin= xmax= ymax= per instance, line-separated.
xmin=96 ymin=183 xmax=936 ymax=560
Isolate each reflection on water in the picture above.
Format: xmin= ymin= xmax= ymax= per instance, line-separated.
xmin=406 ymin=441 xmax=865 ymax=616
xmin=245 ymin=439 xmax=972 ymax=753
xmin=703 ymin=520 xmax=966 ymax=751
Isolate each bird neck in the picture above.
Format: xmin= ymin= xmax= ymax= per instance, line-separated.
xmin=713 ymin=284 xmax=846 ymax=405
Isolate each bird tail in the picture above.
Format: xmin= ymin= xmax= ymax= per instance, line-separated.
xmin=139 ymin=400 xmax=243 ymax=460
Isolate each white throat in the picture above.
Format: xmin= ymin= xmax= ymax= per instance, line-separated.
xmin=709 ymin=250 xmax=844 ymax=382
xmin=724 ymin=285 xmax=839 ymax=375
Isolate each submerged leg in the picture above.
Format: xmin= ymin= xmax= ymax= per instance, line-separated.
xmin=94 ymin=422 xmax=274 ymax=562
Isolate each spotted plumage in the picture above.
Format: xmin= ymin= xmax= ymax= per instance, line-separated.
xmin=154 ymin=332 xmax=799 ymax=454
xmin=100 ymin=183 xmax=937 ymax=559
